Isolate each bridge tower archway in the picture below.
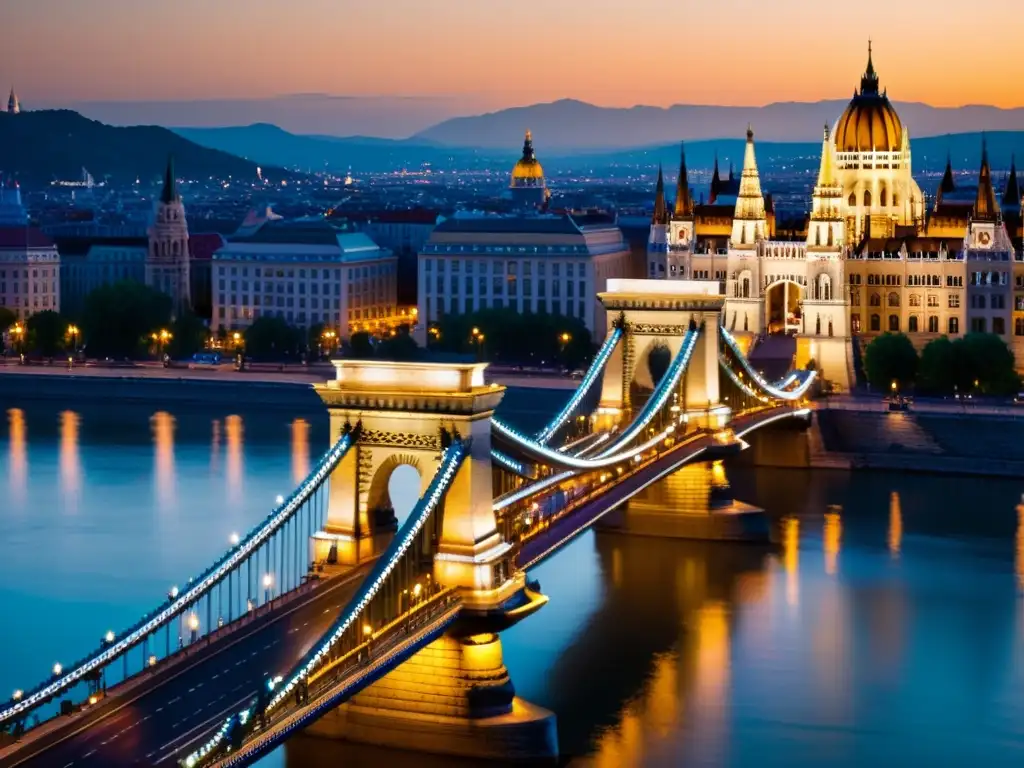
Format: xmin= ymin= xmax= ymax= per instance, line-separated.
xmin=314 ymin=360 xmax=514 ymax=601
xmin=597 ymin=279 xmax=725 ymax=428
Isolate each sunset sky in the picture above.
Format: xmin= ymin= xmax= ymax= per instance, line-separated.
xmin=4 ymin=0 xmax=1024 ymax=109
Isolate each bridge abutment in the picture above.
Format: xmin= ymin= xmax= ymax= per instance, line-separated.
xmin=303 ymin=631 xmax=558 ymax=763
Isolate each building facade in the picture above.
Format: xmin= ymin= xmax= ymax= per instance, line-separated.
xmin=0 ymin=185 xmax=61 ymax=320
xmin=416 ymin=211 xmax=632 ymax=343
xmin=647 ymin=45 xmax=1024 ymax=383
xmin=147 ymin=157 xmax=191 ymax=315
xmin=211 ymin=220 xmax=397 ymax=337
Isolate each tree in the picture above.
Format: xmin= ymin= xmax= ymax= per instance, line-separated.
xmin=26 ymin=310 xmax=67 ymax=357
xmin=243 ymin=316 xmax=302 ymax=360
xmin=375 ymin=327 xmax=420 ymax=361
xmin=954 ymin=332 xmax=1019 ymax=396
xmin=0 ymin=307 xmax=15 ymax=334
xmin=168 ymin=311 xmax=209 ymax=359
xmin=917 ymin=337 xmax=957 ymax=394
xmin=81 ymin=281 xmax=172 ymax=359
xmin=347 ymin=331 xmax=375 ymax=359
xmin=864 ymin=332 xmax=918 ymax=392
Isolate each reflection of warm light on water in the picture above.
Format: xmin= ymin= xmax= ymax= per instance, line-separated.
xmin=291 ymin=418 xmax=310 ymax=483
xmin=151 ymin=411 xmax=176 ymax=508
xmin=59 ymin=410 xmax=81 ymax=510
xmin=889 ymin=491 xmax=902 ymax=559
xmin=1016 ymin=501 xmax=1024 ymax=592
xmin=646 ymin=652 xmax=679 ymax=737
xmin=824 ymin=511 xmax=842 ymax=576
xmin=210 ymin=419 xmax=221 ymax=473
xmin=692 ymin=600 xmax=729 ymax=759
xmin=7 ymin=408 xmax=27 ymax=504
xmin=783 ymin=516 xmax=800 ymax=606
xmin=226 ymin=415 xmax=243 ymax=505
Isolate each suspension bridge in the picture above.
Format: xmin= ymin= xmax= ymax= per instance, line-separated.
xmin=0 ymin=280 xmax=814 ymax=768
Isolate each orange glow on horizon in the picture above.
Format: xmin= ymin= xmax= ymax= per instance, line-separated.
xmin=5 ymin=2 xmax=1024 ymax=110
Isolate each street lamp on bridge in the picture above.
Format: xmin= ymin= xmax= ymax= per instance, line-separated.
xmin=263 ymin=573 xmax=274 ymax=603
xmin=188 ymin=613 xmax=199 ymax=643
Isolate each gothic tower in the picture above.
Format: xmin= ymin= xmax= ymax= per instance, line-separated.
xmin=729 ymin=126 xmax=767 ymax=249
xmin=798 ymin=125 xmax=850 ymax=388
xmin=668 ymin=142 xmax=696 ymax=279
xmin=147 ymin=155 xmax=191 ymax=315
xmin=7 ymin=88 xmax=19 ymax=114
xmin=646 ymin=166 xmax=670 ymax=277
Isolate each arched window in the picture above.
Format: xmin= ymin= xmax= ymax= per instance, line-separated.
xmin=848 ymin=192 xmax=857 ymax=207
xmin=889 ymin=314 xmax=900 ymax=332
xmin=817 ymin=274 xmax=832 ymax=301
xmin=828 ymin=319 xmax=834 ymax=337
xmin=864 ymin=190 xmax=872 ymax=207
xmin=909 ymin=315 xmax=919 ymax=333
xmin=880 ymin=187 xmax=888 ymax=207
xmin=928 ymin=316 xmax=939 ymax=333
xmin=870 ymin=314 xmax=881 ymax=331
xmin=869 ymin=292 xmax=881 ymax=307
xmin=893 ymin=194 xmax=899 ymax=207
xmin=743 ymin=313 xmax=749 ymax=332
xmin=816 ymin=315 xmax=821 ymax=335
xmin=887 ymin=292 xmax=900 ymax=307
xmin=909 ymin=294 xmax=921 ymax=307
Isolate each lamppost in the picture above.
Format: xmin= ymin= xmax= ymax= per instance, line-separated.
xmin=471 ymin=327 xmax=485 ymax=359
xmin=188 ymin=613 xmax=199 ymax=644
xmin=321 ymin=328 xmax=337 ymax=359
xmin=151 ymin=329 xmax=172 ymax=360
xmin=559 ymin=332 xmax=571 ymax=368
xmin=11 ymin=322 xmax=24 ymax=360
xmin=263 ymin=573 xmax=274 ymax=604
xmin=66 ymin=324 xmax=80 ymax=356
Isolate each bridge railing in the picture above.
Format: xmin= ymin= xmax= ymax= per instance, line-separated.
xmin=0 ymin=424 xmax=362 ymax=732
xmin=184 ymin=439 xmax=469 ymax=768
xmin=719 ymin=327 xmax=817 ymax=400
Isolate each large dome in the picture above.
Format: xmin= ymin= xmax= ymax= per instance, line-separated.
xmin=511 ymin=130 xmax=544 ymax=184
xmin=833 ymin=46 xmax=904 ymax=153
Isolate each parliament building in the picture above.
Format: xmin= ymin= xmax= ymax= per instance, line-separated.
xmin=647 ymin=45 xmax=1024 ymax=388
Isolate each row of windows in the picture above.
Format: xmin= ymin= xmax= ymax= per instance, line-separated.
xmin=423 ymin=258 xmax=585 ymax=278
xmin=426 ymin=295 xmax=588 ymax=322
xmin=970 ymin=271 xmax=1010 ymax=286
xmin=853 ymin=314 xmax=959 ymax=334
xmin=0 ymin=282 xmax=57 ymax=295
xmin=0 ymin=268 xmax=56 ymax=279
xmin=971 ymin=294 xmax=1007 ymax=309
xmin=426 ymin=275 xmax=587 ymax=300
xmin=215 ymin=265 xmax=394 ymax=279
xmin=852 ymin=291 xmax=955 ymax=309
xmin=0 ymin=296 xmax=56 ymax=309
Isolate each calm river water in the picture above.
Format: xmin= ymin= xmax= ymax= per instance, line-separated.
xmin=2 ymin=401 xmax=1024 ymax=767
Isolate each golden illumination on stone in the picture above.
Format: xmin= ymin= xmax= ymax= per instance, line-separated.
xmin=888 ymin=491 xmax=902 ymax=559
xmin=7 ymin=408 xmax=26 ymax=504
xmin=834 ymin=97 xmax=903 ymax=153
xmin=291 ymin=418 xmax=310 ymax=484
xmin=59 ymin=410 xmax=81 ymax=511
xmin=511 ymin=129 xmax=545 ymax=181
xmin=824 ymin=510 xmax=842 ymax=576
xmin=783 ymin=516 xmax=800 ymax=607
xmin=225 ymin=414 xmax=243 ymax=505
xmin=151 ymin=411 xmax=175 ymax=510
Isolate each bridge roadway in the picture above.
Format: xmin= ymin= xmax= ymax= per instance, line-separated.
xmin=3 ymin=564 xmax=374 ymax=768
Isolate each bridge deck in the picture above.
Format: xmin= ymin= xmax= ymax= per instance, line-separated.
xmin=4 ymin=566 xmax=373 ymax=768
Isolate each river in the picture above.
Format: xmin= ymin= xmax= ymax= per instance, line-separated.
xmin=2 ymin=401 xmax=1024 ymax=766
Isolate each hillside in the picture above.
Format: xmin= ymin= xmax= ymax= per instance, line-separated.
xmin=173 ymin=123 xmax=511 ymax=173
xmin=0 ymin=110 xmax=293 ymax=187
xmin=413 ymin=98 xmax=1024 ymax=151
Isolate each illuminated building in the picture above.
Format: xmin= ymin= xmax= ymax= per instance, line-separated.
xmin=509 ymin=130 xmax=550 ymax=209
xmin=417 ymin=210 xmax=631 ymax=343
xmin=0 ymin=183 xmax=61 ymax=320
xmin=647 ymin=44 xmax=1024 ymax=383
xmin=212 ymin=220 xmax=397 ymax=337
xmin=147 ymin=156 xmax=191 ymax=314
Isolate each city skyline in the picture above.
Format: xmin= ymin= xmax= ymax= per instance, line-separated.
xmin=6 ymin=0 xmax=1024 ymax=113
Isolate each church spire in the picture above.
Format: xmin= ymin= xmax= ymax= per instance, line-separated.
xmin=673 ymin=142 xmax=693 ymax=217
xmin=160 ymin=154 xmax=179 ymax=204
xmin=709 ymin=153 xmax=721 ymax=203
xmin=7 ymin=87 xmax=19 ymax=115
xmin=939 ymin=150 xmax=956 ymax=198
xmin=1002 ymin=154 xmax=1020 ymax=208
xmin=860 ymin=39 xmax=880 ymax=95
xmin=814 ymin=124 xmax=838 ymax=188
xmin=974 ymin=135 xmax=998 ymax=222
xmin=652 ymin=165 xmax=668 ymax=225
xmin=730 ymin=126 xmax=766 ymax=247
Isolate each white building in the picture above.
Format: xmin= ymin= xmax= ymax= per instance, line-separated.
xmin=0 ymin=184 xmax=60 ymax=320
xmin=147 ymin=156 xmax=191 ymax=314
xmin=416 ymin=211 xmax=632 ymax=343
xmin=212 ymin=219 xmax=397 ymax=336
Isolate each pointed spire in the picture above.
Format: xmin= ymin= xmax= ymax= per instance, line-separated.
xmin=815 ymin=124 xmax=838 ymax=188
xmin=160 ymin=154 xmax=178 ymax=204
xmin=521 ymin=129 xmax=536 ymax=163
xmin=860 ymin=39 xmax=880 ymax=95
xmin=7 ymin=87 xmax=19 ymax=115
xmin=974 ymin=135 xmax=998 ymax=222
xmin=1003 ymin=153 xmax=1020 ymax=207
xmin=652 ymin=165 xmax=668 ymax=225
xmin=673 ymin=142 xmax=693 ymax=217
xmin=734 ymin=125 xmax=766 ymax=222
xmin=710 ymin=153 xmax=721 ymax=203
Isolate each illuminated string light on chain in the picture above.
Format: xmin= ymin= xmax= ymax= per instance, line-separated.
xmin=0 ymin=431 xmax=357 ymax=728
xmin=536 ymin=328 xmax=622 ymax=444
xmin=593 ymin=328 xmax=698 ymax=457
xmin=185 ymin=441 xmax=468 ymax=768
xmin=719 ymin=327 xmax=817 ymax=400
xmin=490 ymin=448 xmax=528 ymax=476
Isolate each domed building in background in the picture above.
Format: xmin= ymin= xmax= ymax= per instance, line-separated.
xmin=832 ymin=43 xmax=924 ymax=240
xmin=509 ymin=130 xmax=550 ymax=209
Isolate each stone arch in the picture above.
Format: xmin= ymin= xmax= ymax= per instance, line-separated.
xmin=364 ymin=451 xmax=428 ymax=523
xmin=848 ymin=192 xmax=856 ymax=207
xmin=880 ymin=185 xmax=888 ymax=207
xmin=738 ymin=269 xmax=753 ymax=299
xmin=632 ymin=333 xmax=684 ymax=391
xmin=815 ymin=273 xmax=833 ymax=301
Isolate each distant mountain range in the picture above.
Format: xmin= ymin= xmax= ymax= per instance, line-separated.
xmin=172 ymin=121 xmax=1024 ymax=179
xmin=413 ymin=98 xmax=1024 ymax=150
xmin=0 ymin=110 xmax=291 ymax=187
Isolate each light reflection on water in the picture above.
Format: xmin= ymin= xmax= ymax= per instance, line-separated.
xmin=2 ymin=407 xmax=1024 ymax=767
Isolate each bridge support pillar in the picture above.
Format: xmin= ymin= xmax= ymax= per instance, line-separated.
xmin=599 ymin=460 xmax=769 ymax=542
xmin=302 ymin=631 xmax=558 ymax=763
